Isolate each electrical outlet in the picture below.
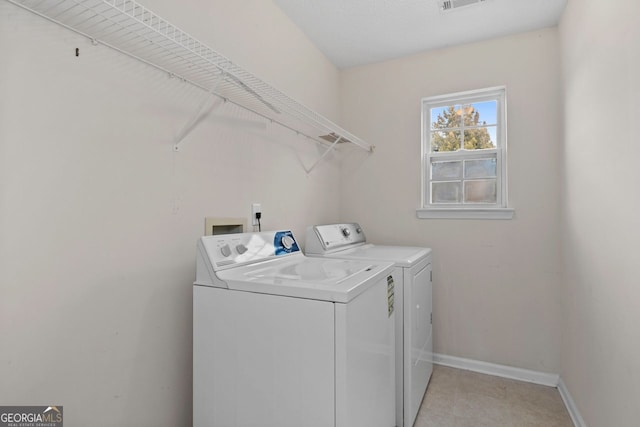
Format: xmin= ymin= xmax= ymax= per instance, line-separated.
xmin=251 ymin=203 xmax=262 ymax=226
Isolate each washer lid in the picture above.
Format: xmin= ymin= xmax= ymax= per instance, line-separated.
xmin=320 ymin=244 xmax=431 ymax=268
xmin=217 ymin=256 xmax=394 ymax=303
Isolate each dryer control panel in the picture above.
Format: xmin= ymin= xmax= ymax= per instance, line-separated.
xmin=306 ymin=223 xmax=366 ymax=254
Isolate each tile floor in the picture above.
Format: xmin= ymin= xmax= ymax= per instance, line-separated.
xmin=415 ymin=365 xmax=574 ymax=427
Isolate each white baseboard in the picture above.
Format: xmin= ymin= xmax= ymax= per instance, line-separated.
xmin=557 ymin=377 xmax=587 ymax=427
xmin=433 ymin=353 xmax=559 ymax=387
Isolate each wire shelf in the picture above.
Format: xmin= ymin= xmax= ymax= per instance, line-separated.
xmin=7 ymin=0 xmax=372 ymax=153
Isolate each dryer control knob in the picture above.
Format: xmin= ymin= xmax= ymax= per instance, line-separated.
xmin=355 ymin=227 xmax=362 ymax=234
xmin=220 ymin=244 xmax=232 ymax=257
xmin=341 ymin=227 xmax=351 ymax=237
xmin=236 ymin=244 xmax=248 ymax=254
xmin=281 ymin=235 xmax=295 ymax=250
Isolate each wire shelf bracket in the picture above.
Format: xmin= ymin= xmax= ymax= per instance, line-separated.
xmin=304 ymin=135 xmax=342 ymax=174
xmin=173 ymin=73 xmax=225 ymax=152
xmin=6 ymin=0 xmax=374 ymax=163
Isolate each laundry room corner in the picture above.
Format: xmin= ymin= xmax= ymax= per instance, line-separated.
xmin=11 ymin=0 xmax=640 ymax=425
xmin=338 ymin=28 xmax=564 ymax=376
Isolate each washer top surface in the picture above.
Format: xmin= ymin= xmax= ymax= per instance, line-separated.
xmin=218 ymin=255 xmax=393 ymax=303
xmin=195 ymin=230 xmax=394 ymax=303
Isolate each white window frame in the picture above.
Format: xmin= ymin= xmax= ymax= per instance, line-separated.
xmin=417 ymin=86 xmax=514 ymax=220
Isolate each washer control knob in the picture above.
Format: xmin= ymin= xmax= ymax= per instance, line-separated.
xmin=281 ymin=235 xmax=295 ymax=250
xmin=355 ymin=227 xmax=362 ymax=234
xmin=236 ymin=244 xmax=248 ymax=254
xmin=341 ymin=227 xmax=351 ymax=237
xmin=220 ymin=244 xmax=232 ymax=257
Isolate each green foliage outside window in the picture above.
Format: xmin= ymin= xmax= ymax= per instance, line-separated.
xmin=431 ymin=105 xmax=495 ymax=152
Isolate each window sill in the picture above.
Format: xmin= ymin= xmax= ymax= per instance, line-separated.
xmin=416 ymin=207 xmax=515 ymax=220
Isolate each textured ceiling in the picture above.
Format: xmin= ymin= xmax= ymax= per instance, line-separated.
xmin=274 ymin=0 xmax=567 ymax=69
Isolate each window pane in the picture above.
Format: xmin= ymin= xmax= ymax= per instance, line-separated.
xmin=432 ymin=181 xmax=462 ymax=203
xmin=463 ymin=127 xmax=495 ymax=150
xmin=468 ymin=100 xmax=497 ymax=125
xmin=431 ymin=130 xmax=461 ymax=152
xmin=488 ymin=127 xmax=497 ymax=145
xmin=431 ymin=105 xmax=461 ymax=130
xmin=432 ymin=161 xmax=462 ymax=180
xmin=464 ymin=179 xmax=497 ymax=203
xmin=464 ymin=158 xmax=496 ymax=179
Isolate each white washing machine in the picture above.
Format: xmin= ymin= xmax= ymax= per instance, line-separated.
xmin=306 ymin=223 xmax=433 ymax=427
xmin=193 ymin=230 xmax=397 ymax=427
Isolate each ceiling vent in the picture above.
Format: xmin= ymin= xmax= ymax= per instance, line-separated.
xmin=438 ymin=0 xmax=487 ymax=12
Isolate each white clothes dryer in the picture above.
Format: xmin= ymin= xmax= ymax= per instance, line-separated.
xmin=193 ymin=230 xmax=397 ymax=427
xmin=306 ymin=223 xmax=433 ymax=427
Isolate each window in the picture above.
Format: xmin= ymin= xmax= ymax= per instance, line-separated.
xmin=418 ymin=86 xmax=513 ymax=219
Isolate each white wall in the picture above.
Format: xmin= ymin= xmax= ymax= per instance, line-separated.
xmin=340 ymin=29 xmax=563 ymax=373
xmin=0 ymin=1 xmax=342 ymax=425
xmin=559 ymin=0 xmax=640 ymax=425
